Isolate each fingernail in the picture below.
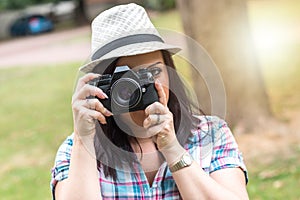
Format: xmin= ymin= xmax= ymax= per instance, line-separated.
xmin=99 ymin=119 xmax=107 ymax=124
xmin=103 ymin=93 xmax=109 ymax=99
xmin=105 ymin=109 xmax=113 ymax=116
xmin=145 ymin=107 xmax=149 ymax=115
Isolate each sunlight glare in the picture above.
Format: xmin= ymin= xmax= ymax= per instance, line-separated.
xmin=247 ymin=0 xmax=298 ymax=59
xmin=251 ymin=21 xmax=288 ymax=56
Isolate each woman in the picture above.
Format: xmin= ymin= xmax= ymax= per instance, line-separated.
xmin=51 ymin=3 xmax=248 ymax=200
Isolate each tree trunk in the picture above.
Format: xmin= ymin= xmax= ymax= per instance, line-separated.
xmin=176 ymin=0 xmax=272 ymax=131
xmin=75 ymin=0 xmax=89 ymax=25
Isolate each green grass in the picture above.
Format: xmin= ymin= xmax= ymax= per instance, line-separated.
xmin=247 ymin=149 xmax=300 ymax=200
xmin=0 ymin=63 xmax=79 ymax=199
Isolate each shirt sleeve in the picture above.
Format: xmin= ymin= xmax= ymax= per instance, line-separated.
xmin=209 ymin=117 xmax=248 ymax=183
xmin=50 ymin=134 xmax=74 ymax=198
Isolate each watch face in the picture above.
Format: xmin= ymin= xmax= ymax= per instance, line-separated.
xmin=183 ymin=154 xmax=192 ymax=165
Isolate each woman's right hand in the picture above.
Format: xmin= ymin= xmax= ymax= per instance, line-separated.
xmin=72 ymin=73 xmax=113 ymax=138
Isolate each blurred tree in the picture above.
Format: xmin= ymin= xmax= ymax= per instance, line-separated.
xmin=0 ymin=0 xmax=56 ymax=10
xmin=74 ymin=0 xmax=88 ymax=25
xmin=177 ymin=0 xmax=272 ymax=131
xmin=0 ymin=0 xmax=27 ymax=10
xmin=143 ymin=0 xmax=175 ymax=11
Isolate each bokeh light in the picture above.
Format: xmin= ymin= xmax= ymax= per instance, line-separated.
xmin=248 ymin=0 xmax=299 ymax=59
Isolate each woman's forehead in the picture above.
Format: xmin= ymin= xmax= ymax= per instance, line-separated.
xmin=116 ymin=51 xmax=164 ymax=68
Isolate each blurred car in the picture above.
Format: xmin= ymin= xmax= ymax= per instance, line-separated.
xmin=10 ymin=14 xmax=54 ymax=37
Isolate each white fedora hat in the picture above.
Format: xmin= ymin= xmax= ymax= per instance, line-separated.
xmin=79 ymin=3 xmax=181 ymax=73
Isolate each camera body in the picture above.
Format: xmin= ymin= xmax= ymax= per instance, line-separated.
xmin=89 ymin=66 xmax=159 ymax=114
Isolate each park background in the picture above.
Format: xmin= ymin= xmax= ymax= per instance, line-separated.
xmin=0 ymin=0 xmax=299 ymax=199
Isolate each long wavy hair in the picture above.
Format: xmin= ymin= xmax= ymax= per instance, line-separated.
xmin=92 ymin=50 xmax=203 ymax=180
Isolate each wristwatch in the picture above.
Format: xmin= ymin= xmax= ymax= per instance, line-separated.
xmin=169 ymin=152 xmax=193 ymax=173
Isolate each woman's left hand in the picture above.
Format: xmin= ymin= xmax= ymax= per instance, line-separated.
xmin=143 ymin=81 xmax=186 ymax=164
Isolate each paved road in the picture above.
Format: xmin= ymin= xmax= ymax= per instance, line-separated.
xmin=0 ymin=26 xmax=91 ymax=69
xmin=0 ymin=25 xmax=190 ymax=70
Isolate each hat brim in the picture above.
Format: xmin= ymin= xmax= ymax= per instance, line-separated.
xmin=79 ymin=41 xmax=181 ymax=73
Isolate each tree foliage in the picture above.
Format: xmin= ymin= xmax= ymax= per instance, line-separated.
xmin=0 ymin=0 xmax=59 ymax=10
xmin=143 ymin=0 xmax=175 ymax=11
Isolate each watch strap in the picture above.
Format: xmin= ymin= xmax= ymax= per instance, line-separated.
xmin=169 ymin=153 xmax=193 ymax=173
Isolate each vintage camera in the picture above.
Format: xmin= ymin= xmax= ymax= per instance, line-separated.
xmin=88 ymin=66 xmax=159 ymax=114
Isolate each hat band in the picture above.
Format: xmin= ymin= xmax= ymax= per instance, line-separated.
xmin=91 ymin=34 xmax=164 ymax=61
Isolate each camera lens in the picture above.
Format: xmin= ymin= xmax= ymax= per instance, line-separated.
xmin=118 ymin=87 xmax=132 ymax=101
xmin=111 ymin=78 xmax=142 ymax=109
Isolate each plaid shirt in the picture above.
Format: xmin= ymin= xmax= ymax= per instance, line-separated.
xmin=51 ymin=116 xmax=247 ymax=199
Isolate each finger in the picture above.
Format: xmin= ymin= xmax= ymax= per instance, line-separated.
xmin=145 ymin=102 xmax=167 ymax=116
xmin=75 ymin=73 xmax=101 ymax=93
xmin=143 ymin=113 xmax=166 ymax=129
xmin=79 ymin=106 xmax=107 ymax=124
xmin=74 ymin=84 xmax=108 ymax=101
xmin=84 ymin=98 xmax=113 ymax=116
xmin=148 ymin=122 xmax=174 ymax=142
xmin=146 ymin=122 xmax=167 ymax=137
xmin=94 ymin=99 xmax=113 ymax=116
xmin=155 ymin=80 xmax=167 ymax=106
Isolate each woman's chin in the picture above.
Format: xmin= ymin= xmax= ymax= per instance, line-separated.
xmin=118 ymin=110 xmax=149 ymax=137
xmin=130 ymin=110 xmax=146 ymax=125
xmin=120 ymin=110 xmax=146 ymax=126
